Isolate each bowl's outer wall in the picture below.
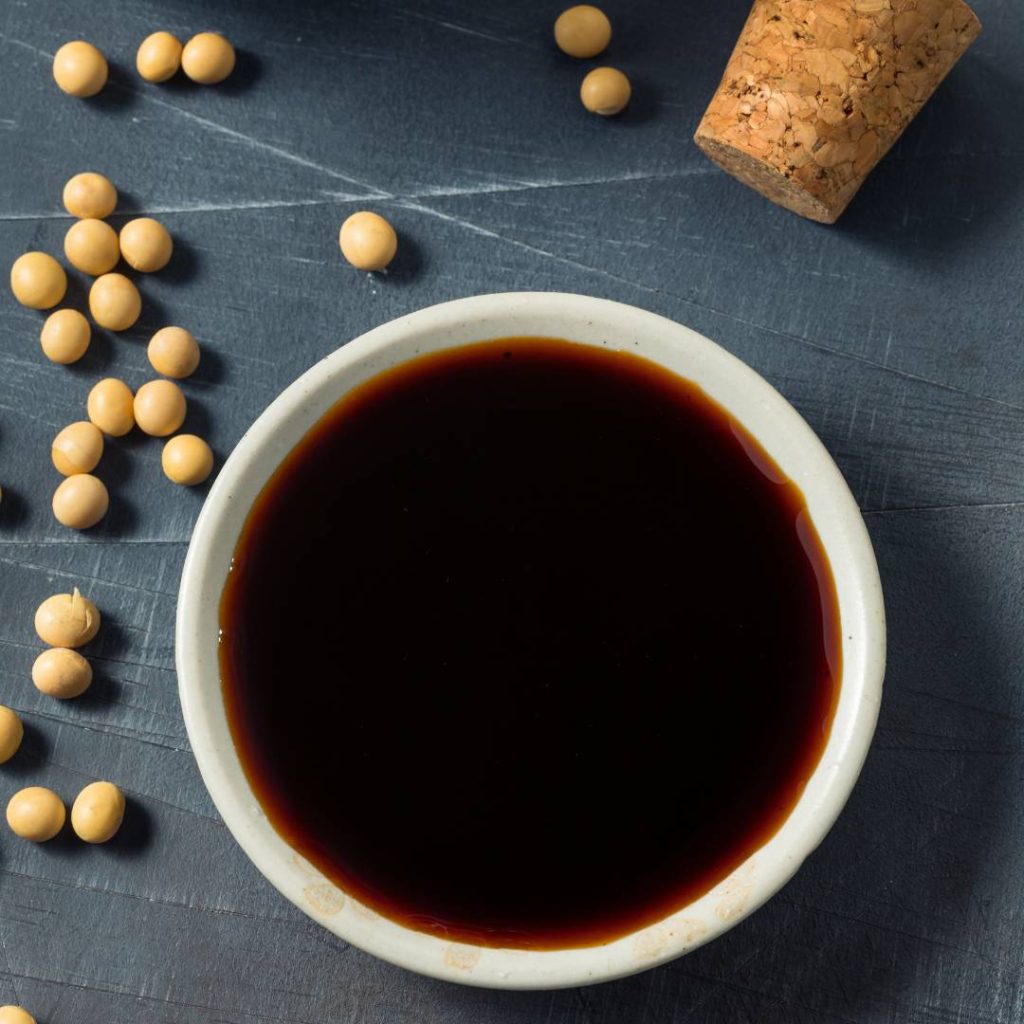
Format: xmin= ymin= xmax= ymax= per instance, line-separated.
xmin=176 ymin=293 xmax=885 ymax=989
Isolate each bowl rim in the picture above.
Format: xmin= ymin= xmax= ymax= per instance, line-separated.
xmin=176 ymin=291 xmax=885 ymax=989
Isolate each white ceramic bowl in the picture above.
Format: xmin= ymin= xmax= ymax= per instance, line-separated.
xmin=177 ymin=292 xmax=885 ymax=990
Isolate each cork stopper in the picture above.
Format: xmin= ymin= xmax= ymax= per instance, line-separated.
xmin=693 ymin=0 xmax=981 ymax=223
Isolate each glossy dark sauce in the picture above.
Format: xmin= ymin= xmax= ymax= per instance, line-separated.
xmin=220 ymin=337 xmax=841 ymax=949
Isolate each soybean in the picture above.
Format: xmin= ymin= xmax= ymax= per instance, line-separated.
xmin=32 ymin=647 xmax=93 ymax=699
xmin=119 ymin=217 xmax=173 ymax=273
xmin=63 ymin=172 xmax=117 ymax=220
xmin=10 ymin=252 xmax=67 ymax=309
xmin=134 ymin=379 xmax=186 ymax=437
xmin=65 ymin=218 xmax=120 ymax=275
xmin=162 ymin=434 xmax=213 ymax=485
xmin=87 ymin=378 xmax=135 ymax=436
xmin=89 ymin=272 xmax=141 ymax=331
xmin=580 ymin=66 xmax=631 ymax=116
xmin=181 ymin=32 xmax=236 ymax=84
xmin=71 ymin=781 xmax=126 ymax=843
xmin=52 ymin=420 xmax=104 ymax=475
xmin=136 ymin=31 xmax=183 ymax=83
xmin=0 ymin=707 xmax=24 ymax=764
xmin=34 ymin=588 xmax=101 ymax=647
xmin=554 ymin=6 xmax=612 ymax=58
xmin=148 ymin=326 xmax=200 ymax=378
xmin=53 ymin=40 xmax=108 ymax=97
xmin=52 ymin=474 xmax=109 ymax=529
xmin=6 ymin=787 xmax=65 ymax=842
xmin=339 ymin=211 xmax=397 ymax=272
xmin=40 ymin=309 xmax=91 ymax=364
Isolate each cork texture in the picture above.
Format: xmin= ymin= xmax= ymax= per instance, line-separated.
xmin=694 ymin=0 xmax=982 ymax=223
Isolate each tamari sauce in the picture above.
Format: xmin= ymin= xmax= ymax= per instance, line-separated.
xmin=219 ymin=336 xmax=841 ymax=949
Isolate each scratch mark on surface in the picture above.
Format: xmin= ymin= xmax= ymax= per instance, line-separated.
xmin=902 ymin=687 xmax=1024 ymax=723
xmin=0 ymin=539 xmax=191 ymax=546
xmin=0 ymin=401 xmax=64 ymax=432
xmin=881 ymin=327 xmax=894 ymax=368
xmin=0 ymin=199 xmax=352 ymax=221
xmin=0 ymin=168 xmax=718 ymax=222
xmin=10 ymin=740 xmax=221 ymax=823
xmin=275 ymin=254 xmax=331 ymax=266
xmin=119 ymin=88 xmax=388 ymax=197
xmin=140 ymin=557 xmax=171 ymax=658
xmin=395 ymin=196 xmax=615 ymax=277
xmin=86 ymin=649 xmax=176 ymax=675
xmin=0 ymin=637 xmax=176 ymax=678
xmin=399 ymin=197 xmax=1024 ymax=416
xmin=541 ymin=992 xmax=559 ymax=1024
xmin=0 ymin=867 xmax=306 ymax=927
xmin=0 ymin=554 xmax=177 ymax=598
xmin=0 ymin=960 xmax=323 ymax=1024
xmin=573 ymin=988 xmax=597 ymax=1024
xmin=862 ymin=501 xmax=1024 ymax=516
xmin=387 ymin=167 xmax=717 ymax=201
xmin=3 ymin=35 xmax=386 ymax=200
xmin=0 ymin=916 xmax=21 ymax=1010
xmin=20 ymin=707 xmax=189 ymax=755
xmin=798 ymin=900 xmax=998 ymax=964
xmin=380 ymin=3 xmax=524 ymax=45
xmin=0 ymin=210 xmax=78 ymax=222
xmin=0 ymin=35 xmax=48 ymax=59
xmin=0 ymin=349 xmax=53 ymax=371
xmin=61 ymin=684 xmax=183 ymax=719
xmin=873 ymin=741 xmax=1023 ymax=756
xmin=673 ymin=962 xmax=862 ymax=1024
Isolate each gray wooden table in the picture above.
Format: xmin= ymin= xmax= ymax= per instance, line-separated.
xmin=1 ymin=1 xmax=1021 ymax=1021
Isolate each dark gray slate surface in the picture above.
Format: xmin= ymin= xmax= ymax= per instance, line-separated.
xmin=1 ymin=1 xmax=1022 ymax=1021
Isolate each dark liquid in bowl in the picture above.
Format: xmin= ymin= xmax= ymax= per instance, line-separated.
xmin=220 ymin=337 xmax=841 ymax=949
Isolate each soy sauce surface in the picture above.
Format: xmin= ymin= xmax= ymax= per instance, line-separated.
xmin=220 ymin=337 xmax=841 ymax=949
